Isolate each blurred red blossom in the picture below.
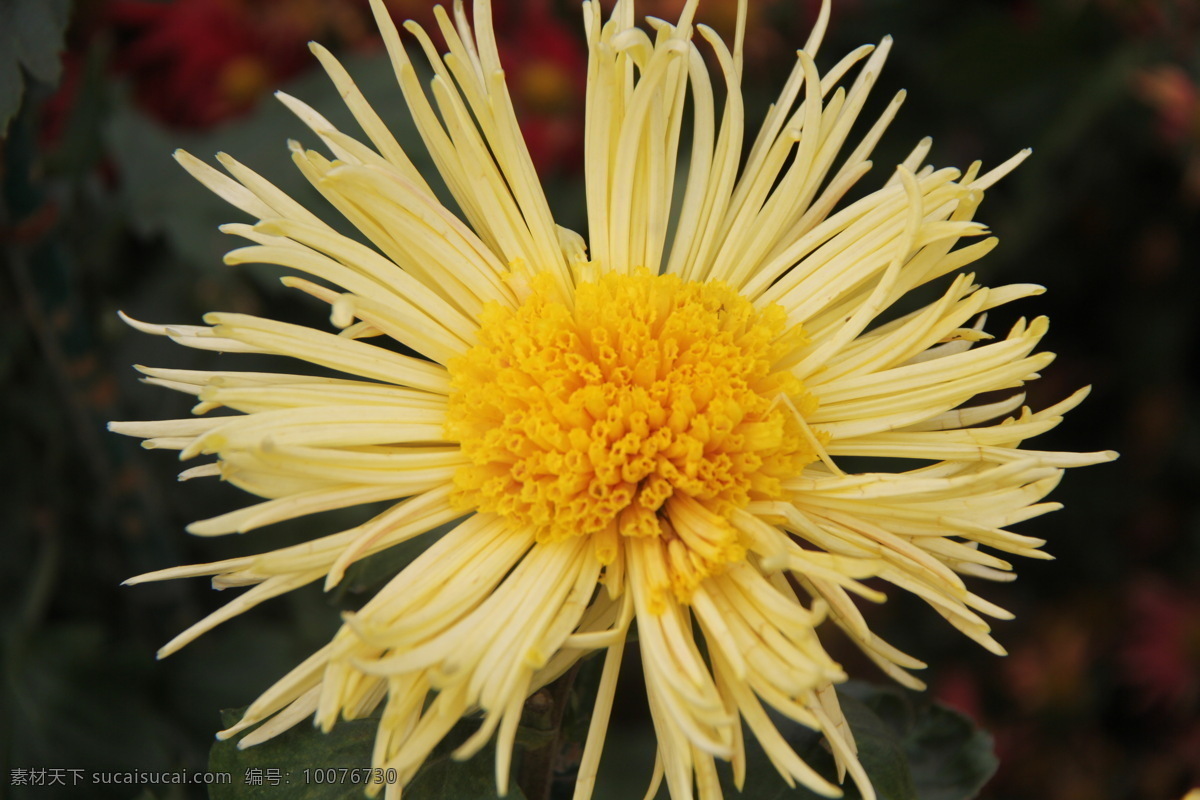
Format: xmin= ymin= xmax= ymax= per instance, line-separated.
xmin=43 ymin=0 xmax=590 ymax=174
xmin=1134 ymin=65 xmax=1200 ymax=147
xmin=1002 ymin=612 xmax=1094 ymax=715
xmin=933 ymin=664 xmax=986 ymax=722
xmin=495 ymin=3 xmax=586 ymax=174
xmin=106 ymin=0 xmax=310 ymax=128
xmin=1120 ymin=576 xmax=1200 ymax=713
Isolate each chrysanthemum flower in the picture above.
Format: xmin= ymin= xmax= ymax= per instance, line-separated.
xmin=111 ymin=0 xmax=1116 ymax=797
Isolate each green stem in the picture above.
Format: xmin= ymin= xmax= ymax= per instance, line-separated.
xmin=517 ymin=663 xmax=581 ymax=800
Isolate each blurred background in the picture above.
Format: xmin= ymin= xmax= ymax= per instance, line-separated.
xmin=2 ymin=0 xmax=1198 ymax=798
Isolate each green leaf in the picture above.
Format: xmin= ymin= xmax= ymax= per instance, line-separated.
xmin=716 ymin=683 xmax=996 ymax=800
xmin=844 ymin=683 xmax=998 ymax=800
xmin=839 ymin=693 xmax=920 ymax=800
xmin=209 ymin=708 xmax=379 ymax=800
xmin=0 ymin=0 xmax=71 ymax=137
xmin=209 ymin=708 xmax=527 ymax=800
xmin=206 ymin=681 xmax=993 ymax=800
xmin=404 ymin=721 xmax=529 ymax=800
xmin=711 ymin=689 xmax=909 ymax=800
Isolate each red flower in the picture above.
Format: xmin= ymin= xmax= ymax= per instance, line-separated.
xmin=495 ymin=5 xmax=587 ymax=175
xmin=1134 ymin=65 xmax=1200 ymax=147
xmin=1121 ymin=576 xmax=1200 ymax=712
xmin=107 ymin=0 xmax=317 ymax=128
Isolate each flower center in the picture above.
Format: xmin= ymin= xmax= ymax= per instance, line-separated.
xmin=446 ymin=270 xmax=820 ymax=564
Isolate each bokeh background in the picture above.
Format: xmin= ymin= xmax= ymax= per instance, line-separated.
xmin=2 ymin=0 xmax=1198 ymax=798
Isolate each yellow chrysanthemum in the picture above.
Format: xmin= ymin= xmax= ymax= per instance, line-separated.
xmin=110 ymin=0 xmax=1116 ymax=798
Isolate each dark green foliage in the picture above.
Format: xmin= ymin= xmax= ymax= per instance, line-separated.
xmin=0 ymin=0 xmax=70 ymax=136
xmin=711 ymin=684 xmax=996 ymax=800
xmin=207 ymin=683 xmax=997 ymax=800
xmin=210 ymin=708 xmax=528 ymax=800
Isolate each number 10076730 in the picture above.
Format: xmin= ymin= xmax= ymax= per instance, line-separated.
xmin=302 ymin=767 xmax=399 ymax=785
